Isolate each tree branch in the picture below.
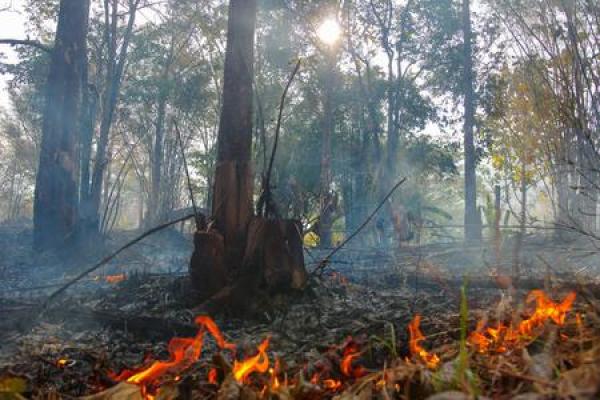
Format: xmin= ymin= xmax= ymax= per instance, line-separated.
xmin=0 ymin=38 xmax=52 ymax=53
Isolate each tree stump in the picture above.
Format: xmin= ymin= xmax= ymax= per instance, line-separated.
xmin=189 ymin=231 xmax=227 ymax=301
xmin=189 ymin=217 xmax=307 ymax=313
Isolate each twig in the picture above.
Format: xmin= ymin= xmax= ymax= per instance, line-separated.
xmin=42 ymin=213 xmax=197 ymax=310
xmin=174 ymin=119 xmax=202 ymax=231
xmin=257 ymin=59 xmax=301 ymax=217
xmin=311 ymin=177 xmax=407 ymax=277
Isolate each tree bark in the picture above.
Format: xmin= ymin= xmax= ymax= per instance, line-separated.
xmin=462 ymin=0 xmax=481 ymax=242
xmin=211 ymin=0 xmax=257 ymax=265
xmin=33 ymin=0 xmax=90 ymax=251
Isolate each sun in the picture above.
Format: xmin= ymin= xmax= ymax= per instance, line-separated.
xmin=317 ymin=18 xmax=341 ymax=46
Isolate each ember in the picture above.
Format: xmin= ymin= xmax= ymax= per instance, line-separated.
xmin=105 ymin=273 xmax=126 ymax=284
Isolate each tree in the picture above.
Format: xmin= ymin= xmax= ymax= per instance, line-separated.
xmin=462 ymin=0 xmax=481 ymax=241
xmin=212 ymin=0 xmax=257 ymax=267
xmin=33 ymin=0 xmax=90 ymax=251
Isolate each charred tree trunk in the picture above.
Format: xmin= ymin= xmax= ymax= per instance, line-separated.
xmin=33 ymin=0 xmax=90 ymax=251
xmin=189 ymin=0 xmax=307 ymax=308
xmin=462 ymin=0 xmax=481 ymax=242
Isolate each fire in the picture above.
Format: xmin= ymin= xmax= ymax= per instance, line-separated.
xmin=340 ymin=340 xmax=366 ymax=378
xmin=111 ymin=315 xmax=237 ymax=394
xmin=232 ymin=337 xmax=270 ymax=383
xmin=323 ymin=379 xmax=342 ymax=390
xmin=126 ymin=332 xmax=205 ymax=385
xmin=194 ymin=315 xmax=236 ymax=351
xmin=208 ymin=368 xmax=218 ymax=385
xmin=468 ymin=290 xmax=576 ymax=353
xmin=105 ymin=274 xmax=126 ymax=284
xmin=56 ymin=358 xmax=69 ymax=368
xmin=407 ymin=314 xmax=440 ymax=369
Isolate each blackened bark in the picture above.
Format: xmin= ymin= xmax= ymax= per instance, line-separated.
xmin=33 ymin=0 xmax=90 ymax=251
xmin=212 ymin=0 xmax=257 ymax=263
xmin=462 ymin=0 xmax=481 ymax=241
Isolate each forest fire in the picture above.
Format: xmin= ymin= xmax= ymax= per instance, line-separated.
xmin=97 ymin=290 xmax=581 ymax=398
xmin=468 ymin=290 xmax=576 ymax=353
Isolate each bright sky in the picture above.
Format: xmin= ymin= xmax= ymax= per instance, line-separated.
xmin=0 ymin=0 xmax=26 ymax=109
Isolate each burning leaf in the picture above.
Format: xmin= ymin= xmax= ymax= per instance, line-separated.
xmin=407 ymin=314 xmax=440 ymax=369
xmin=232 ymin=337 xmax=270 ymax=383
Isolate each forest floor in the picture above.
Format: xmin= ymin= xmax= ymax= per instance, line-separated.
xmin=0 ymin=222 xmax=599 ymax=399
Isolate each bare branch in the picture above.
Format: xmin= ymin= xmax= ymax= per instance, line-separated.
xmin=0 ymin=38 xmax=52 ymax=53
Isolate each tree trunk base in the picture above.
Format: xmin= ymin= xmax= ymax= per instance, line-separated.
xmin=189 ymin=217 xmax=307 ymax=315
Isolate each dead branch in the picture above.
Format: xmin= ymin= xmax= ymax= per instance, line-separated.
xmin=174 ymin=119 xmax=203 ymax=231
xmin=311 ymin=177 xmax=407 ymax=277
xmin=257 ymin=59 xmax=302 ymax=218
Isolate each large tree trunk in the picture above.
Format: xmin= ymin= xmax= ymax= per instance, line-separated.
xmin=462 ymin=0 xmax=481 ymax=242
xmin=190 ymin=0 xmax=307 ymax=309
xmin=33 ymin=0 xmax=90 ymax=251
xmin=211 ymin=0 xmax=257 ymax=267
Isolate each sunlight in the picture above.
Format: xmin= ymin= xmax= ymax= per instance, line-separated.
xmin=316 ymin=18 xmax=341 ymax=46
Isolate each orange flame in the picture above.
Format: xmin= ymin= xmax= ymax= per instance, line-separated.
xmin=208 ymin=368 xmax=218 ymax=385
xmin=340 ymin=341 xmax=366 ymax=378
xmin=195 ymin=315 xmax=236 ymax=351
xmin=110 ymin=315 xmax=236 ymax=395
xmin=105 ymin=274 xmax=126 ymax=284
xmin=323 ymin=379 xmax=342 ymax=390
xmin=232 ymin=337 xmax=270 ymax=383
xmin=407 ymin=314 xmax=440 ymax=369
xmin=468 ymin=290 xmax=576 ymax=353
xmin=126 ymin=332 xmax=204 ymax=385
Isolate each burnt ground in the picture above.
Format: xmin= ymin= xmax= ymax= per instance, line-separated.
xmin=1 ymin=222 xmax=599 ymax=399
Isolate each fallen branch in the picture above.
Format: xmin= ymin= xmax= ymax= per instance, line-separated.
xmin=311 ymin=177 xmax=407 ymax=277
xmin=42 ymin=213 xmax=197 ymax=310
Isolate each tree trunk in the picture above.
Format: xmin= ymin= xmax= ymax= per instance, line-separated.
xmin=33 ymin=0 xmax=90 ymax=251
xmin=190 ymin=0 xmax=307 ymax=308
xmin=462 ymin=0 xmax=481 ymax=242
xmin=148 ymin=40 xmax=175 ymax=226
xmin=211 ymin=0 xmax=257 ymax=266
xmin=319 ymin=52 xmax=336 ymax=248
xmin=83 ymin=0 xmax=139 ymax=237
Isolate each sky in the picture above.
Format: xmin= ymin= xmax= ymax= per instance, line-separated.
xmin=0 ymin=0 xmax=26 ymax=109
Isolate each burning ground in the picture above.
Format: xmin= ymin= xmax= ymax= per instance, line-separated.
xmin=1 ymin=228 xmax=600 ymax=399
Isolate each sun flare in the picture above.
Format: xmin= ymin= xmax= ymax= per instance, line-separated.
xmin=317 ymin=18 xmax=341 ymax=45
